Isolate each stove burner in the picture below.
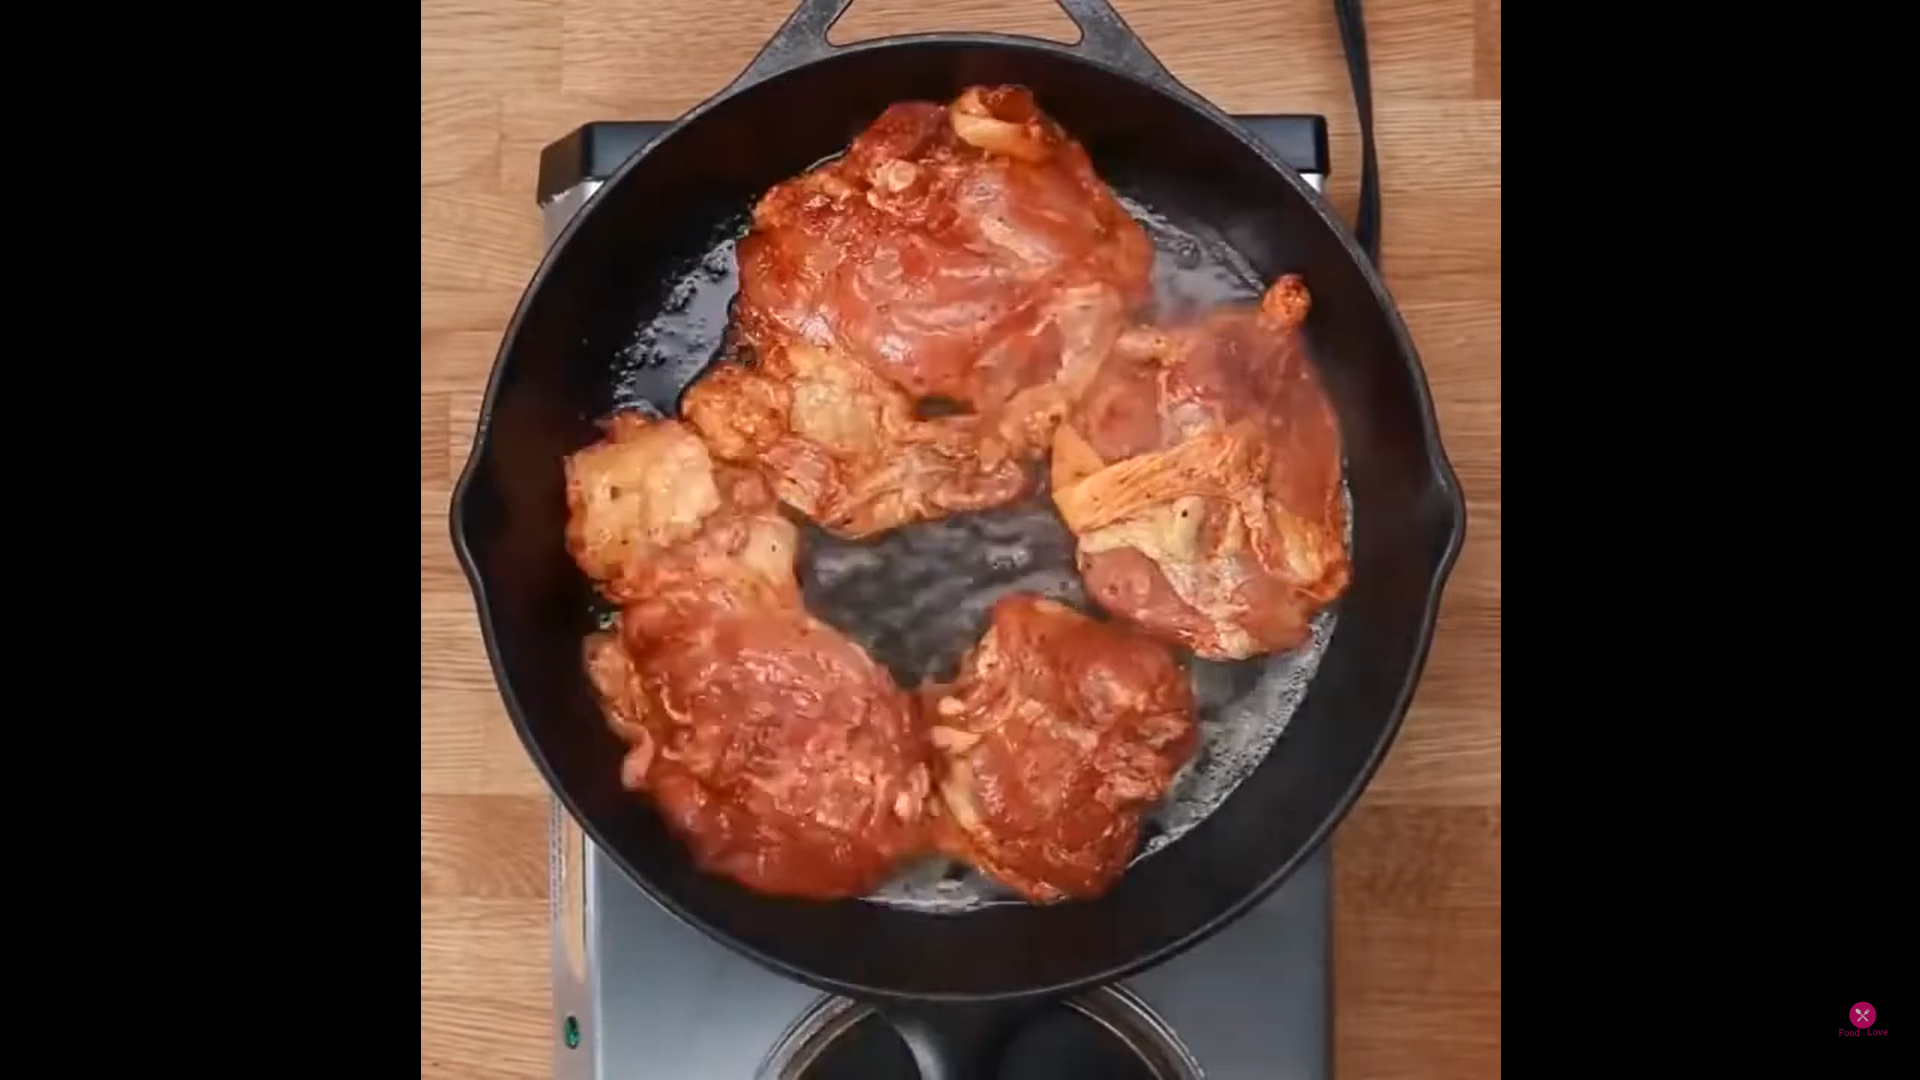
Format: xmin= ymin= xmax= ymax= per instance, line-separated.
xmin=756 ymin=987 xmax=1202 ymax=1080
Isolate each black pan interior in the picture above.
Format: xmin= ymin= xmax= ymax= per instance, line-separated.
xmin=456 ymin=39 xmax=1461 ymax=999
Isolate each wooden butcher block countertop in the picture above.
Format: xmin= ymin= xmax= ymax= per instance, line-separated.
xmin=421 ymin=1 xmax=1500 ymax=1076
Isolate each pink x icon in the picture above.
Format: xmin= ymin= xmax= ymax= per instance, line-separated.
xmin=1850 ymin=1002 xmax=1876 ymax=1029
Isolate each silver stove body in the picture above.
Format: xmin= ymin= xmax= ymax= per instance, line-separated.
xmin=552 ymin=812 xmax=1330 ymax=1080
xmin=539 ymin=149 xmax=1332 ymax=1080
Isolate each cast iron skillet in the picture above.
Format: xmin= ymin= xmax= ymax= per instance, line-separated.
xmin=449 ymin=0 xmax=1466 ymax=1074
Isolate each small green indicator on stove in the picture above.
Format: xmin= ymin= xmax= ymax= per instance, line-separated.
xmin=563 ymin=1015 xmax=580 ymax=1049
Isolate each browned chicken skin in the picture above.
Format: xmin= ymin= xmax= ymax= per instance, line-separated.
xmin=685 ymin=86 xmax=1153 ymax=536
xmin=1050 ymin=275 xmax=1351 ymax=660
xmin=682 ymin=342 xmax=1031 ymax=540
xmin=567 ymin=413 xmax=932 ymax=900
xmin=923 ymin=594 xmax=1198 ymax=903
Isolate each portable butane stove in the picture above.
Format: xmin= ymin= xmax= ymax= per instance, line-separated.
xmin=537 ymin=113 xmax=1337 ymax=1080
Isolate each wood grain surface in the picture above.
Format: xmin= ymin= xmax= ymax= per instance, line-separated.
xmin=421 ymin=1 xmax=1501 ymax=1076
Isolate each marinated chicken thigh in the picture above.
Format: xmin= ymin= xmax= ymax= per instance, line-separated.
xmin=682 ymin=341 xmax=1030 ymax=540
xmin=567 ymin=413 xmax=933 ymax=899
xmin=688 ymin=86 xmax=1153 ymax=535
xmin=923 ymin=594 xmax=1197 ymax=903
xmin=1049 ymin=274 xmax=1351 ymax=660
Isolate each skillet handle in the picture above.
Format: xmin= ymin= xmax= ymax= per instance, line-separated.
xmin=725 ymin=0 xmax=1173 ymax=90
xmin=1052 ymin=0 xmax=1178 ymax=85
xmin=877 ymin=1001 xmax=1031 ymax=1080
xmin=726 ymin=0 xmax=1381 ymax=263
xmin=725 ymin=0 xmax=849 ymax=89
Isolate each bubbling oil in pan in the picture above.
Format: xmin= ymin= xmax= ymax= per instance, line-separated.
xmin=608 ymin=197 xmax=1344 ymax=913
